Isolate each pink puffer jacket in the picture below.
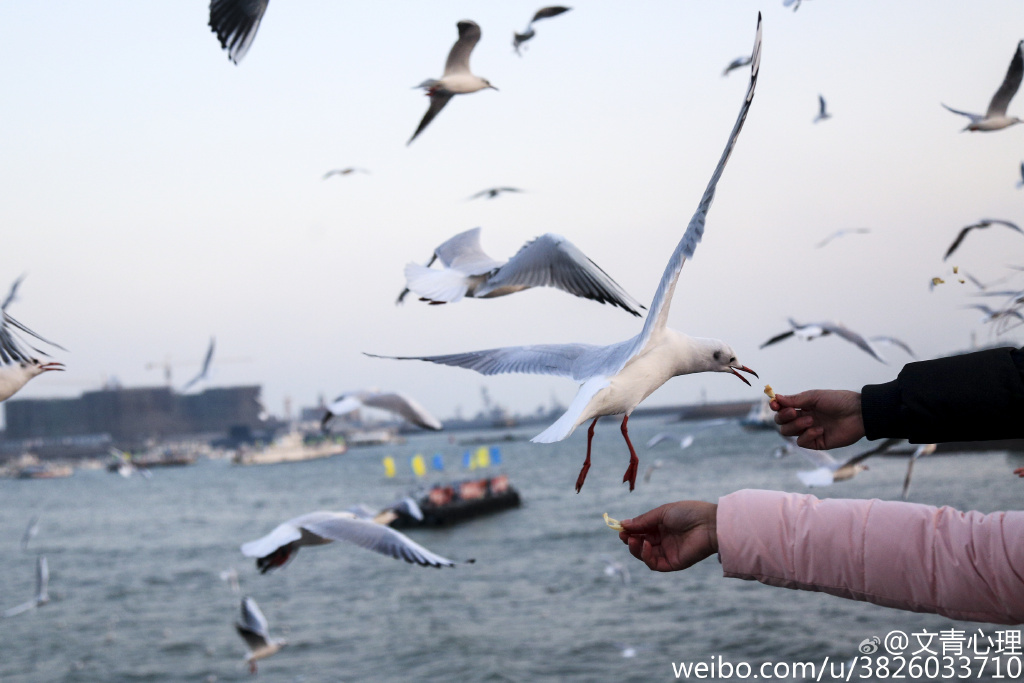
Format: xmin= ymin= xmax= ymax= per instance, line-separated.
xmin=717 ymin=489 xmax=1024 ymax=624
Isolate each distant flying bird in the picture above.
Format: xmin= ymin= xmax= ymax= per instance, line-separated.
xmin=208 ymin=0 xmax=269 ymax=65
xmin=396 ymin=227 xmax=645 ymax=316
xmin=469 ymin=187 xmax=522 ymax=200
xmin=370 ymin=16 xmax=762 ymax=493
xmin=759 ymin=319 xmax=888 ymax=363
xmin=1017 ymin=162 xmax=1024 ymax=189
xmin=513 ymin=6 xmax=572 ymax=55
xmin=181 ymin=337 xmax=215 ymax=392
xmin=815 ymin=228 xmax=870 ymax=248
xmin=20 ymin=515 xmax=39 ymax=552
xmin=813 ymin=94 xmax=831 ymax=123
xmin=323 ymin=168 xmax=368 ymax=180
xmin=792 ymin=438 xmax=901 ymax=487
xmin=722 ymin=55 xmax=752 ymax=77
xmin=901 ymin=443 xmax=937 ymax=500
xmin=782 ymin=0 xmax=806 ymax=10
xmin=0 ymin=278 xmax=66 ymax=402
xmin=409 ymin=20 xmax=497 ymax=145
xmin=3 ymin=555 xmax=50 ymax=617
xmin=241 ymin=511 xmax=459 ymax=572
xmin=321 ymin=389 xmax=443 ymax=432
xmin=943 ymin=219 xmax=1023 ymax=261
xmin=645 ymin=419 xmax=731 ymax=450
xmin=235 ymin=596 xmax=286 ymax=674
xmin=943 ymin=41 xmax=1024 ymax=131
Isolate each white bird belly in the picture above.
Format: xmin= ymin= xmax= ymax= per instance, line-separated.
xmin=441 ymin=74 xmax=490 ymax=94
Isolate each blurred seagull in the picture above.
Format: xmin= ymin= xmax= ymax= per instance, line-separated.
xmin=219 ymin=567 xmax=241 ymax=594
xmin=396 ymin=227 xmax=645 ymax=316
xmin=370 ymin=16 xmax=763 ymax=493
xmin=321 ymin=389 xmax=442 ymax=432
xmin=813 ymin=94 xmax=831 ymax=123
xmin=0 ymin=278 xmax=66 ymax=402
xmin=942 ymin=41 xmax=1024 ymax=131
xmin=600 ymin=555 xmax=631 ymax=586
xmin=347 ymin=497 xmax=424 ymax=526
xmin=241 ymin=511 xmax=460 ymax=573
xmin=782 ymin=0 xmax=805 ymax=11
xmin=235 ymin=596 xmax=286 ymax=674
xmin=181 ymin=337 xmax=215 ymax=392
xmin=1017 ymin=162 xmax=1024 ymax=189
xmin=3 ymin=555 xmax=49 ymax=617
xmin=792 ymin=438 xmax=901 ymax=487
xmin=513 ymin=6 xmax=572 ymax=55
xmin=759 ymin=319 xmax=888 ymax=363
xmin=409 ymin=20 xmax=497 ymax=145
xmin=646 ymin=419 xmax=731 ymax=450
xmin=642 ymin=459 xmax=665 ymax=483
xmin=901 ymin=443 xmax=937 ymax=500
xmin=868 ymin=336 xmax=916 ymax=359
xmin=208 ymin=0 xmax=269 ymax=65
xmin=964 ymin=303 xmax=1024 ymax=325
xmin=469 ymin=187 xmax=522 ymax=200
xmin=323 ymin=168 xmax=368 ymax=180
xmin=816 ymin=228 xmax=870 ymax=248
xmin=21 ymin=515 xmax=39 ymax=552
xmin=722 ymin=55 xmax=752 ymax=77
xmin=943 ymin=219 xmax=1024 ymax=261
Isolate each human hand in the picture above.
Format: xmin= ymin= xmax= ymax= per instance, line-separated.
xmin=772 ymin=389 xmax=864 ymax=450
xmin=617 ymin=501 xmax=717 ymax=572
xmin=1014 ymin=467 xmax=1024 ymax=478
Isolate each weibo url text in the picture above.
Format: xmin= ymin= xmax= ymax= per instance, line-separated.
xmin=672 ymin=655 xmax=1023 ymax=680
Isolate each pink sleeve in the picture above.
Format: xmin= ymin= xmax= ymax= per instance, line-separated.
xmin=717 ymin=489 xmax=1024 ymax=624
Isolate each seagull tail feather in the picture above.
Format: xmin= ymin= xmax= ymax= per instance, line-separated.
xmin=403 ymin=263 xmax=469 ymax=304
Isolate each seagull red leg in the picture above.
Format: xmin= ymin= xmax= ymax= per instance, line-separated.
xmin=620 ymin=415 xmax=639 ymax=491
xmin=575 ymin=417 xmax=600 ymax=493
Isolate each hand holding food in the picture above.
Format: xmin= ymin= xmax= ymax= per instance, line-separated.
xmin=603 ymin=512 xmax=624 ymax=532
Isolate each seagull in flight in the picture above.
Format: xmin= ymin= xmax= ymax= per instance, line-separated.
xmin=791 ymin=438 xmax=902 ymax=487
xmin=409 ymin=20 xmax=497 ymax=145
xmin=816 ymin=228 xmax=869 ymax=248
xmin=759 ymin=319 xmax=896 ymax=363
xmin=321 ymin=389 xmax=443 ymax=433
xmin=181 ymin=337 xmax=215 ymax=392
xmin=513 ymin=6 xmax=572 ymax=55
xmin=21 ymin=516 xmax=40 ymax=552
xmin=943 ymin=219 xmax=1024 ymax=260
xmin=241 ymin=511 xmax=460 ymax=572
xmin=901 ymin=443 xmax=937 ymax=500
xmin=371 ymin=15 xmax=763 ymax=493
xmin=813 ymin=94 xmax=831 ymax=123
xmin=208 ymin=0 xmax=269 ymax=65
xmin=323 ymin=168 xmax=369 ymax=180
xmin=235 ymin=596 xmax=286 ymax=674
xmin=396 ymin=227 xmax=645 ymax=316
xmin=0 ymin=277 xmax=65 ymax=402
xmin=722 ymin=55 xmax=752 ymax=77
xmin=943 ymin=41 xmax=1024 ymax=131
xmin=3 ymin=555 xmax=50 ymax=617
xmin=469 ymin=187 xmax=523 ymax=200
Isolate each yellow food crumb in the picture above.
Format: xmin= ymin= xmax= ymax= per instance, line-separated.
xmin=953 ymin=265 xmax=959 ymax=274
xmin=932 ymin=277 xmax=945 ymax=286
xmin=764 ymin=384 xmax=776 ymax=401
xmin=603 ymin=512 xmax=624 ymax=532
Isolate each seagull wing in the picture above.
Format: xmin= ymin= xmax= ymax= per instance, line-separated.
xmin=759 ymin=329 xmax=795 ymax=349
xmin=35 ymin=556 xmax=48 ymax=603
xmin=818 ymin=94 xmax=827 ymax=117
xmin=408 ymin=92 xmax=454 ymax=145
xmin=299 ymin=512 xmax=456 ymax=567
xmin=366 ymin=343 xmax=603 ymax=382
xmin=793 ymin=445 xmax=839 ymax=470
xmin=868 ymin=336 xmax=916 ymax=358
xmin=236 ymin=597 xmax=271 ymax=647
xmin=359 ymin=391 xmax=443 ymax=430
xmin=3 ymin=600 xmax=37 ymax=618
xmin=432 ymin=227 xmax=502 ymax=273
xmin=531 ymin=6 xmax=572 ymax=23
xmin=240 ymin=521 xmax=303 ymax=558
xmin=443 ymin=20 xmax=482 ymax=76
xmin=986 ymin=40 xmax=1024 ymax=117
xmin=941 ymin=103 xmax=983 ymax=124
xmin=623 ymin=15 xmax=761 ymax=367
xmin=840 ymin=437 xmax=903 ymax=468
xmin=181 ymin=337 xmax=216 ymax=391
xmin=820 ymin=322 xmax=886 ymax=362
xmin=481 ymin=234 xmax=646 ymax=316
xmin=944 ymin=223 xmax=978 ymax=260
xmin=722 ymin=55 xmax=751 ymax=77
xmin=1 ymin=274 xmax=25 ymax=311
xmin=208 ymin=0 xmax=270 ymax=65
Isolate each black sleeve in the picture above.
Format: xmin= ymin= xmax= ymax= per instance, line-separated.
xmin=860 ymin=346 xmax=1024 ymax=443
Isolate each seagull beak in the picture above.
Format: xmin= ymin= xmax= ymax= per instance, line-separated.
xmin=488 ymin=84 xmax=499 ymax=91
xmin=729 ymin=365 xmax=758 ymax=386
xmin=40 ymin=362 xmax=65 ymax=372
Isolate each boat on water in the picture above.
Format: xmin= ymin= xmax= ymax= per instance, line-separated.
xmin=389 ymin=474 xmax=521 ymax=528
xmin=16 ymin=463 xmax=73 ymax=479
xmin=232 ymin=431 xmax=346 ymax=466
xmin=739 ymin=396 xmax=776 ymax=431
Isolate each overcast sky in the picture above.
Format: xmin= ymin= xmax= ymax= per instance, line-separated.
xmin=2 ymin=1 xmax=1023 ymax=422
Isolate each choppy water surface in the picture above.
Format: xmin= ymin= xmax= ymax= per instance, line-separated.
xmin=2 ymin=417 xmax=1021 ymax=682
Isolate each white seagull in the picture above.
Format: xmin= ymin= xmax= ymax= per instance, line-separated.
xmin=321 ymin=389 xmax=443 ymax=432
xmin=409 ymin=20 xmax=497 ymax=145
xmin=235 ymin=596 xmax=286 ymax=674
xmin=4 ymin=555 xmax=50 ymax=617
xmin=791 ymin=438 xmax=901 ymax=488
xmin=646 ymin=419 xmax=731 ymax=450
xmin=181 ymin=337 xmax=215 ymax=392
xmin=759 ymin=319 xmax=891 ymax=363
xmin=323 ymin=167 xmax=369 ymax=180
xmin=371 ymin=15 xmax=762 ymax=493
xmin=722 ymin=54 xmax=752 ymax=77
xmin=901 ymin=443 xmax=937 ymax=501
xmin=241 ymin=511 xmax=459 ymax=572
xmin=0 ymin=278 xmax=65 ymax=402
xmin=943 ymin=219 xmax=1023 ymax=261
xmin=513 ymin=6 xmax=572 ymax=55
xmin=396 ymin=227 xmax=645 ymax=316
xmin=21 ymin=515 xmax=40 ymax=552
xmin=943 ymin=41 xmax=1024 ymax=131
xmin=469 ymin=187 xmax=523 ymax=200
xmin=208 ymin=0 xmax=270 ymax=65
xmin=813 ymin=94 xmax=831 ymax=123
xmin=815 ymin=228 xmax=870 ymax=248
